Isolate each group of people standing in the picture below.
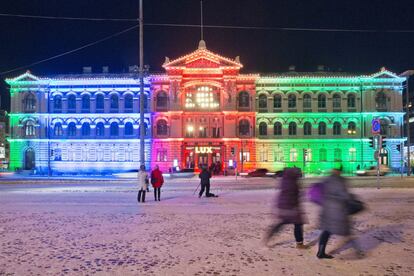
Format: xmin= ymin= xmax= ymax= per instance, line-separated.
xmin=137 ymin=164 xmax=164 ymax=203
xmin=264 ymin=166 xmax=364 ymax=259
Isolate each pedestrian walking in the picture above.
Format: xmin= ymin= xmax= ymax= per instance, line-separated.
xmin=264 ymin=167 xmax=307 ymax=249
xmin=198 ymin=166 xmax=218 ymax=198
xmin=317 ymin=166 xmax=363 ymax=259
xmin=151 ymin=165 xmax=164 ymax=201
xmin=137 ymin=165 xmax=149 ymax=203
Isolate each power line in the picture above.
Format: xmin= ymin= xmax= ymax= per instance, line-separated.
xmin=0 ymin=24 xmax=139 ymax=76
xmin=1 ymin=12 xmax=414 ymax=33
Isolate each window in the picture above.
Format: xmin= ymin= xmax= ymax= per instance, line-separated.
xmin=240 ymin=151 xmax=250 ymax=162
xmin=273 ymin=94 xmax=282 ymax=108
xmin=238 ymin=91 xmax=250 ymax=108
xmin=156 ymin=91 xmax=168 ymax=109
xmin=212 ymin=127 xmax=220 ymax=138
xmin=288 ymin=122 xmax=297 ymax=135
xmin=376 ymin=91 xmax=387 ymax=110
xmin=157 ymin=119 xmax=168 ymax=136
xmin=318 ymin=94 xmax=326 ymax=109
xmin=67 ymin=94 xmax=76 ymax=113
xmin=81 ymin=122 xmax=90 ymax=136
xmin=258 ymin=94 xmax=267 ymax=109
xmin=185 ymin=86 xmax=219 ymax=110
xmin=274 ymin=148 xmax=284 ymax=162
xmin=239 ymin=119 xmax=250 ymax=136
xmin=333 ymin=122 xmax=341 ymax=135
xmin=110 ymin=94 xmax=119 ymax=111
xmin=319 ymin=148 xmax=327 ymax=162
xmin=290 ymin=148 xmax=298 ymax=162
xmin=333 ymin=93 xmax=341 ymax=109
xmin=347 ymin=122 xmax=356 ymax=135
xmin=124 ymin=122 xmax=133 ymax=136
xmin=288 ymin=94 xmax=296 ymax=108
xmin=67 ymin=122 xmax=77 ymax=136
xmin=156 ymin=149 xmax=168 ymax=162
xmin=110 ymin=122 xmax=119 ymax=136
xmin=318 ymin=122 xmax=326 ymax=135
xmin=23 ymin=93 xmax=36 ymax=112
xmin=304 ymin=122 xmax=312 ymax=135
xmin=334 ymin=148 xmax=342 ymax=161
xmin=347 ymin=94 xmax=356 ymax=108
xmin=259 ymin=148 xmax=268 ymax=162
xmin=349 ymin=148 xmax=357 ymax=162
xmin=96 ymin=94 xmax=104 ymax=112
xmin=124 ymin=94 xmax=133 ymax=112
xmin=81 ymin=94 xmax=90 ymax=112
xmin=96 ymin=122 xmax=105 ymax=136
xmin=24 ymin=121 xmax=36 ymax=136
xmin=199 ymin=126 xmax=207 ymax=138
xmin=259 ymin=122 xmax=267 ymax=136
xmin=54 ymin=123 xmax=63 ymax=136
xmin=304 ymin=148 xmax=312 ymax=162
xmin=303 ymin=94 xmax=312 ymax=109
xmin=53 ymin=95 xmax=62 ymax=112
xmin=274 ymin=122 xmax=282 ymax=135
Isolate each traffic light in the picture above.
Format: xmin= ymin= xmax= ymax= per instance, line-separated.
xmin=381 ymin=136 xmax=387 ymax=148
xmin=369 ymin=137 xmax=374 ymax=148
xmin=396 ymin=144 xmax=401 ymax=152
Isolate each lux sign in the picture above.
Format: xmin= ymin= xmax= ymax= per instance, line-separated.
xmin=195 ymin=146 xmax=213 ymax=154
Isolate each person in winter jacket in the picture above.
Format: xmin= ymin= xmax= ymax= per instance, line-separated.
xmin=198 ymin=167 xmax=217 ymax=198
xmin=150 ymin=165 xmax=164 ymax=201
xmin=137 ymin=165 xmax=149 ymax=203
xmin=264 ymin=167 xmax=307 ymax=249
xmin=317 ymin=166 xmax=363 ymax=259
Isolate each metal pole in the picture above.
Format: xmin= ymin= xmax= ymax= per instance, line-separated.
xmin=139 ymin=0 xmax=145 ymax=167
xmin=377 ymin=135 xmax=380 ymax=189
xmin=401 ymin=141 xmax=404 ymax=178
xmin=405 ymin=78 xmax=411 ymax=176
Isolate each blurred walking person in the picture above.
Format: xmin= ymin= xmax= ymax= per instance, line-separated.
xmin=151 ymin=165 xmax=164 ymax=201
xmin=317 ymin=166 xmax=364 ymax=259
xmin=264 ymin=167 xmax=307 ymax=249
xmin=137 ymin=165 xmax=149 ymax=203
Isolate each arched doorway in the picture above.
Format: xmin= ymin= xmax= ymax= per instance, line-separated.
xmin=24 ymin=148 xmax=36 ymax=170
xmin=379 ymin=148 xmax=388 ymax=166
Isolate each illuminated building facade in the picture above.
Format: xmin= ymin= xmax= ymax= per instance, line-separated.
xmin=6 ymin=41 xmax=406 ymax=175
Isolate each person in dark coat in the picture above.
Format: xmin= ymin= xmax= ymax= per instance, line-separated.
xmin=264 ymin=167 xmax=307 ymax=249
xmin=150 ymin=165 xmax=164 ymax=201
xmin=198 ymin=167 xmax=217 ymax=198
xmin=317 ymin=166 xmax=362 ymax=259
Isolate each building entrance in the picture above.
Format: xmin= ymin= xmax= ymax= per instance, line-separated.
xmin=183 ymin=145 xmax=223 ymax=173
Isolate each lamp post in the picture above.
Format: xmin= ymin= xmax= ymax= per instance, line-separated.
xmin=139 ymin=0 xmax=145 ymax=167
xmin=400 ymin=70 xmax=414 ymax=176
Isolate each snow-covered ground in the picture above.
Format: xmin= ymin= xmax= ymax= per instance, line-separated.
xmin=0 ymin=177 xmax=414 ymax=275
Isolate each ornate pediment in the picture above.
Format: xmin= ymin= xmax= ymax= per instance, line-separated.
xmin=370 ymin=67 xmax=400 ymax=79
xmin=6 ymin=71 xmax=40 ymax=84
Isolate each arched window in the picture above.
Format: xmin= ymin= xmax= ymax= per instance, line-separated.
xmin=81 ymin=122 xmax=90 ymax=136
xmin=53 ymin=95 xmax=62 ymax=112
xmin=334 ymin=148 xmax=342 ymax=161
xmin=333 ymin=93 xmax=342 ymax=109
xmin=124 ymin=94 xmax=133 ymax=112
xmin=318 ymin=94 xmax=326 ymax=109
xmin=24 ymin=120 xmax=36 ymax=136
xmin=124 ymin=122 xmax=133 ymax=136
xmin=288 ymin=94 xmax=296 ymax=108
xmin=347 ymin=122 xmax=356 ymax=135
xmin=318 ymin=122 xmax=327 ymax=135
xmin=304 ymin=122 xmax=312 ymax=135
xmin=303 ymin=94 xmax=312 ymax=109
xmin=274 ymin=122 xmax=282 ymax=135
xmin=54 ymin=123 xmax=63 ymax=136
xmin=81 ymin=94 xmax=90 ymax=112
xmin=273 ymin=94 xmax=282 ymax=109
xmin=157 ymin=119 xmax=168 ymax=135
xmin=67 ymin=94 xmax=76 ymax=113
xmin=110 ymin=122 xmax=119 ymax=136
xmin=259 ymin=122 xmax=267 ymax=136
xmin=290 ymin=148 xmax=298 ymax=162
xmin=288 ymin=122 xmax=297 ymax=135
xmin=239 ymin=119 xmax=250 ymax=136
xmin=156 ymin=91 xmax=168 ymax=109
xmin=96 ymin=94 xmax=104 ymax=112
xmin=333 ymin=122 xmax=342 ymax=135
xmin=376 ymin=91 xmax=387 ymax=110
xmin=347 ymin=94 xmax=356 ymax=108
xmin=319 ymin=148 xmax=327 ymax=162
xmin=258 ymin=94 xmax=267 ymax=109
xmin=23 ymin=93 xmax=36 ymax=112
xmin=110 ymin=94 xmax=119 ymax=111
xmin=238 ymin=91 xmax=250 ymax=108
xmin=67 ymin=122 xmax=77 ymax=136
xmin=96 ymin=122 xmax=105 ymax=136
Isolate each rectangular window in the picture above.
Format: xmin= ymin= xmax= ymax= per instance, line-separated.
xmin=274 ymin=149 xmax=284 ymax=162
xmin=349 ymin=148 xmax=357 ymax=162
xmin=199 ymin=127 xmax=207 ymax=138
xmin=156 ymin=149 xmax=168 ymax=162
xmin=212 ymin=127 xmax=220 ymax=138
xmin=240 ymin=151 xmax=250 ymax=162
xmin=259 ymin=149 xmax=268 ymax=162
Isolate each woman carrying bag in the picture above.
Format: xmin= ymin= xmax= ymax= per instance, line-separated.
xmin=137 ymin=165 xmax=149 ymax=203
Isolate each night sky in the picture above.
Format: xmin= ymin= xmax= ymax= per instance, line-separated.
xmin=1 ymin=0 xmax=414 ymax=110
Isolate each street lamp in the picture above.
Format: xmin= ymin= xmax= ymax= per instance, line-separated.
xmin=399 ymin=70 xmax=414 ymax=175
